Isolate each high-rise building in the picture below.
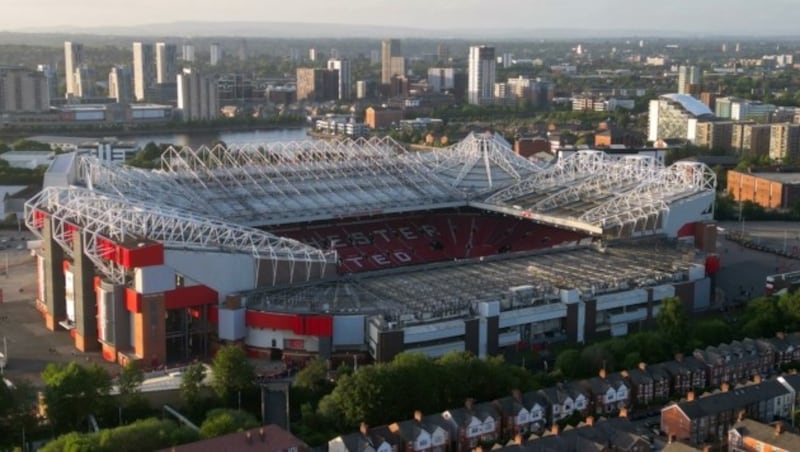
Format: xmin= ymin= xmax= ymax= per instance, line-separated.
xmin=309 ymin=48 xmax=317 ymax=62
xmin=468 ymin=45 xmax=496 ymax=106
xmin=210 ymin=43 xmax=222 ymax=66
xmin=769 ymin=123 xmax=800 ymax=161
xmin=694 ymin=121 xmax=734 ymax=151
xmin=236 ymin=40 xmax=247 ymax=61
xmin=648 ymin=94 xmax=714 ymax=143
xmin=64 ymin=41 xmax=84 ymax=97
xmin=36 ymin=64 xmax=57 ymax=100
xmin=356 ymin=80 xmax=368 ymax=99
xmin=177 ymin=69 xmax=219 ymax=121
xmin=132 ymin=42 xmax=155 ymax=101
xmin=437 ymin=44 xmax=450 ymax=62
xmin=74 ymin=65 xmax=95 ymax=98
xmin=732 ymin=123 xmax=771 ymax=156
xmin=0 ymin=68 xmax=50 ymax=112
xmin=427 ymin=67 xmax=454 ymax=93
xmin=381 ymin=39 xmax=402 ymax=85
xmin=108 ymin=65 xmax=132 ymax=103
xmin=181 ymin=43 xmax=195 ymax=62
xmin=296 ymin=68 xmax=339 ymax=102
xmin=326 ymin=59 xmax=351 ymax=101
xmin=502 ymin=53 xmax=513 ymax=69
xmin=369 ymin=50 xmax=380 ymax=65
xmin=677 ymin=65 xmax=702 ymax=95
xmin=155 ymin=42 xmax=178 ymax=84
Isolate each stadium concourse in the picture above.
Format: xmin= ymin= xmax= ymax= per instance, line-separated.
xmin=24 ymin=132 xmax=718 ymax=366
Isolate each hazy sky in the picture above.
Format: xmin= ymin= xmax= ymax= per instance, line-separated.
xmin=2 ymin=0 xmax=798 ymax=34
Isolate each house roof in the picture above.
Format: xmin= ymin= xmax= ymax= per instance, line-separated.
xmin=331 ymin=432 xmax=374 ymax=452
xmin=162 ymin=425 xmax=307 ymax=452
xmin=670 ymin=380 xmax=791 ymax=420
xmin=626 ymin=368 xmax=654 ymax=385
xmin=730 ymin=419 xmax=800 ymax=451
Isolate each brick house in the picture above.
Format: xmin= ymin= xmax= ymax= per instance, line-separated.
xmin=660 ymin=380 xmax=794 ymax=446
xmin=663 ymin=356 xmax=709 ymax=395
xmin=442 ymin=400 xmax=500 ymax=451
xmin=728 ymin=419 xmax=800 ymax=452
xmin=582 ymin=370 xmax=629 ymax=415
xmin=389 ymin=411 xmax=450 ymax=452
xmin=538 ymin=383 xmax=589 ymax=424
xmin=494 ymin=390 xmax=532 ymax=438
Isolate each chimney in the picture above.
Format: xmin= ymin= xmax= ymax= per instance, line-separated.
xmin=585 ymin=416 xmax=595 ymax=426
xmin=775 ymin=422 xmax=783 ymax=436
xmin=512 ymin=389 xmax=522 ymax=402
xmin=721 ymin=383 xmax=730 ymax=393
xmin=687 ymin=391 xmax=696 ymax=402
xmin=639 ymin=362 xmax=647 ymax=371
xmin=465 ymin=398 xmax=474 ymax=411
xmin=360 ymin=422 xmax=369 ymax=435
xmin=551 ymin=424 xmax=560 ymax=436
xmin=514 ymin=433 xmax=524 ymax=445
xmin=599 ymin=368 xmax=607 ymax=379
xmin=414 ymin=410 xmax=423 ymax=422
xmin=753 ymin=374 xmax=762 ymax=384
xmin=619 ymin=407 xmax=628 ymax=419
xmin=259 ymin=428 xmax=265 ymax=442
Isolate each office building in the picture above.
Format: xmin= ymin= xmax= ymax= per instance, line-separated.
xmin=437 ymin=44 xmax=450 ymax=62
xmin=0 ymin=68 xmax=50 ymax=113
xmin=177 ymin=69 xmax=219 ymax=122
xmin=468 ymin=45 xmax=496 ymax=106
xmin=74 ymin=65 xmax=95 ymax=98
xmin=648 ymin=94 xmax=714 ymax=143
xmin=236 ymin=40 xmax=247 ymax=61
xmin=381 ymin=39 xmax=402 ymax=85
xmin=132 ymin=42 xmax=155 ymax=101
xmin=677 ymin=65 xmax=701 ymax=95
xmin=210 ymin=43 xmax=222 ymax=66
xmin=427 ymin=67 xmax=454 ymax=93
xmin=64 ymin=41 xmax=84 ymax=97
xmin=356 ymin=80 xmax=368 ymax=99
xmin=308 ymin=48 xmax=317 ymax=62
xmin=108 ymin=66 xmax=132 ymax=103
xmin=181 ymin=43 xmax=195 ymax=62
xmin=326 ymin=59 xmax=351 ymax=101
xmin=369 ymin=50 xmax=379 ymax=65
xmin=296 ymin=68 xmax=339 ymax=102
xmin=769 ymin=123 xmax=800 ymax=161
xmin=155 ymin=42 xmax=178 ymax=84
xmin=37 ymin=64 xmax=57 ymax=101
xmin=716 ymin=97 xmax=777 ymax=121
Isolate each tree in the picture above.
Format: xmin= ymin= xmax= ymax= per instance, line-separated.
xmin=180 ymin=362 xmax=207 ymax=408
xmin=41 ymin=417 xmax=199 ymax=452
xmin=293 ymin=358 xmax=330 ymax=394
xmin=42 ymin=362 xmax=113 ymax=432
xmin=199 ymin=408 xmax=259 ymax=439
xmin=554 ymin=349 xmax=582 ymax=378
xmin=211 ymin=345 xmax=255 ymax=406
xmin=657 ymin=297 xmax=689 ymax=353
xmin=0 ymin=379 xmax=36 ymax=450
xmin=117 ymin=362 xmax=144 ymax=398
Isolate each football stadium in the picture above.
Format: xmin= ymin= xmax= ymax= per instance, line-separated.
xmin=24 ymin=132 xmax=719 ymax=366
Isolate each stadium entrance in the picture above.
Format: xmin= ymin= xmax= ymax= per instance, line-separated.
xmin=165 ymin=307 xmax=212 ymax=363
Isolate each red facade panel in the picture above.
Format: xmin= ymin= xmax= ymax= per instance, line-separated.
xmin=95 ymin=237 xmax=117 ymax=261
xmin=208 ymin=305 xmax=219 ymax=324
xmin=677 ymin=222 xmax=696 ymax=237
xmin=304 ymin=315 xmax=333 ymax=336
xmin=32 ymin=209 xmax=47 ymax=229
xmin=163 ymin=285 xmax=218 ymax=310
xmin=65 ymin=222 xmax=79 ymax=244
xmin=118 ymin=242 xmax=164 ymax=269
xmin=125 ymin=288 xmax=142 ymax=313
xmin=245 ymin=311 xmax=303 ymax=334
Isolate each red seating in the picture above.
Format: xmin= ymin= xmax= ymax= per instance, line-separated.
xmin=270 ymin=209 xmax=588 ymax=274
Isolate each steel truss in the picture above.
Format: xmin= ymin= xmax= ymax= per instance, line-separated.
xmin=419 ymin=132 xmax=541 ymax=195
xmin=580 ymin=161 xmax=717 ymax=235
xmin=25 ymin=187 xmax=336 ymax=284
xmin=156 ymin=136 xmax=461 ymax=225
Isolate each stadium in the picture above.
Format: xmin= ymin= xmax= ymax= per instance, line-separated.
xmin=24 ymin=132 xmax=718 ymax=366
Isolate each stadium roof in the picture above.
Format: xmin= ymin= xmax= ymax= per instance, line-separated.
xmin=30 ymin=133 xmax=716 ymax=268
xmin=25 ymin=186 xmax=335 ymax=283
xmin=662 ymin=93 xmax=714 ymax=117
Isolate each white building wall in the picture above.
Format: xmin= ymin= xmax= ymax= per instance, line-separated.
xmin=661 ymin=192 xmax=715 ymax=238
xmin=164 ymin=250 xmax=255 ymax=301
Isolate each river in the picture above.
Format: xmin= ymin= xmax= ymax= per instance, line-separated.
xmin=130 ymin=127 xmax=311 ymax=148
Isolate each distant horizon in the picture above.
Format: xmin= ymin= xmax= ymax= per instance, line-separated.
xmin=3 ymin=0 xmax=800 ymax=38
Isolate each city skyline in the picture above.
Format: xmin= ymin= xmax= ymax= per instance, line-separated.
xmin=3 ymin=0 xmax=800 ymax=36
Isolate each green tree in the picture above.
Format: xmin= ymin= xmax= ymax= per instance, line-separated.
xmin=293 ymin=358 xmax=330 ymax=394
xmin=117 ymin=362 xmax=144 ymax=398
xmin=0 ymin=379 xmax=36 ymax=450
xmin=199 ymin=408 xmax=259 ymax=439
xmin=180 ymin=362 xmax=207 ymax=408
xmin=657 ymin=297 xmax=689 ymax=353
xmin=42 ymin=362 xmax=113 ymax=432
xmin=211 ymin=345 xmax=255 ymax=407
xmin=41 ymin=417 xmax=199 ymax=452
xmin=554 ymin=349 xmax=582 ymax=378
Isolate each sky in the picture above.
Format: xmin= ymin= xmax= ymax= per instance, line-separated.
xmin=2 ymin=0 xmax=799 ymax=35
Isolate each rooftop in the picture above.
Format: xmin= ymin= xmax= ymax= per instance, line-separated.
xmin=746 ymin=171 xmax=800 ymax=185
xmin=730 ymin=419 xmax=800 ymax=451
xmin=662 ymin=93 xmax=714 ymax=117
xmin=160 ymin=425 xmax=308 ymax=452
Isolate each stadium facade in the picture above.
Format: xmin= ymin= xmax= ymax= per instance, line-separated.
xmin=25 ymin=133 xmax=718 ymax=366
